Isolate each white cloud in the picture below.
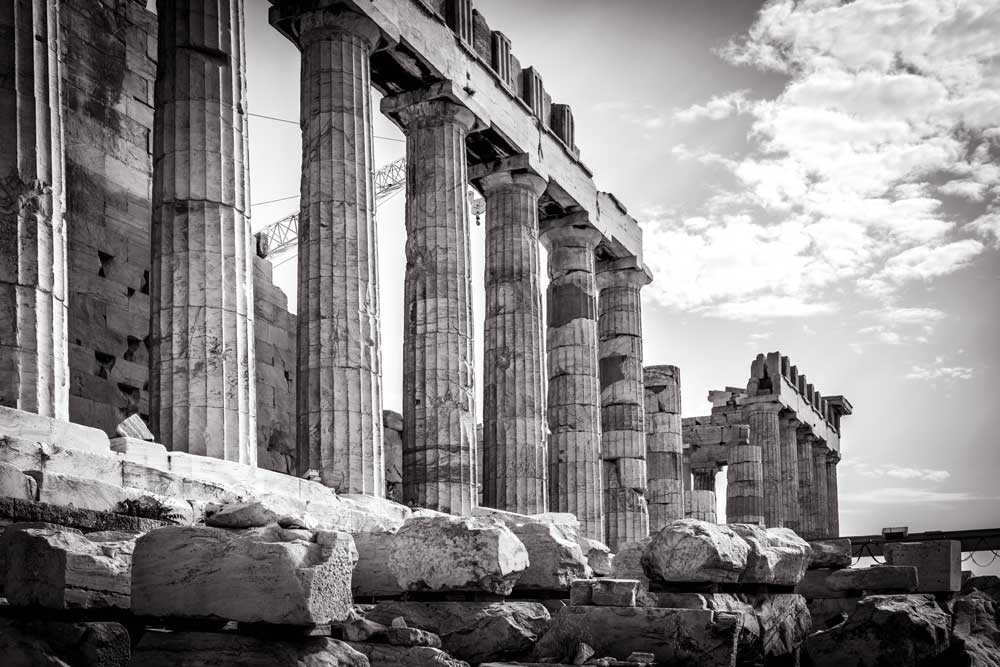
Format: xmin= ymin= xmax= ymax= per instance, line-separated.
xmin=905 ymin=364 xmax=974 ymax=381
xmin=859 ymin=240 xmax=984 ymax=296
xmin=647 ymin=0 xmax=1000 ymax=318
xmin=868 ymin=307 xmax=947 ymax=326
xmin=968 ymin=211 xmax=1000 ymax=247
xmin=841 ymin=487 xmax=991 ymax=504
xmin=842 ymin=459 xmax=952 ymax=483
xmin=674 ymin=90 xmax=752 ymax=123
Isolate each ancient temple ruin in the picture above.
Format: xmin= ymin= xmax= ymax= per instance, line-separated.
xmin=1 ymin=1 xmax=993 ymax=666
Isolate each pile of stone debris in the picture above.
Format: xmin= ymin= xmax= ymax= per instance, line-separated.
xmin=0 ymin=499 xmax=999 ymax=665
xmin=0 ymin=410 xmax=998 ymax=665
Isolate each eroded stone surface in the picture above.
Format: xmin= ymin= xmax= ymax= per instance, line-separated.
xmin=205 ymin=501 xmax=279 ymax=529
xmin=387 ymin=516 xmax=528 ymax=595
xmin=731 ymin=524 xmax=811 ymax=585
xmin=0 ymin=618 xmax=130 ymax=667
xmin=533 ymin=606 xmax=742 ymax=667
xmin=885 ymin=540 xmax=961 ymax=592
xmin=642 ymin=520 xmax=749 ymax=584
xmin=510 ymin=521 xmax=589 ymax=590
xmin=134 ymin=632 xmax=368 ymax=666
xmin=1 ymin=527 xmax=131 ymax=609
xmin=132 ymin=525 xmax=357 ymax=624
xmin=808 ymin=538 xmax=852 ymax=569
xmin=803 ymin=594 xmax=950 ymax=667
xmin=827 ymin=565 xmax=919 ymax=592
xmin=365 ymin=600 xmax=550 ymax=664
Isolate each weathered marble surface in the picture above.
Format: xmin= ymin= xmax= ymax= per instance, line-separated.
xmin=365 ymin=600 xmax=551 ymax=664
xmin=0 ymin=0 xmax=69 ymax=419
xmin=386 ymin=515 xmax=528 ymax=595
xmin=541 ymin=221 xmax=604 ymax=542
xmin=480 ymin=169 xmax=549 ymax=515
xmin=509 ymin=521 xmax=589 ymax=590
xmin=133 ymin=632 xmax=368 ymax=667
xmin=642 ymin=520 xmax=750 ymax=584
xmin=395 ymin=98 xmax=478 ymax=515
xmin=644 ymin=365 xmax=685 ymax=532
xmin=1 ymin=527 xmax=132 ymax=609
xmin=131 ymin=525 xmax=357 ymax=624
xmin=0 ymin=619 xmax=130 ymax=667
xmin=597 ymin=263 xmax=651 ymax=550
xmin=149 ymin=0 xmax=257 ymax=464
xmin=533 ymin=606 xmax=742 ymax=667
xmin=285 ymin=7 xmax=385 ymax=495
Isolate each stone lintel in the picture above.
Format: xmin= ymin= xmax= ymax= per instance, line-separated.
xmin=268 ymin=0 xmax=398 ymax=52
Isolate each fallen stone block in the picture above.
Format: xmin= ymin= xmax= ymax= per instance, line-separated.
xmin=0 ymin=405 xmax=110 ymax=454
xmin=0 ymin=461 xmax=36 ymax=500
xmin=338 ymin=616 xmax=388 ymax=642
xmin=1 ymin=527 xmax=131 ymax=609
xmin=731 ymin=524 xmax=811 ymax=585
xmin=116 ymin=413 xmax=154 ymax=441
xmin=510 ymin=521 xmax=589 ymax=591
xmin=885 ymin=540 xmax=961 ymax=593
xmin=205 ymin=501 xmax=280 ymax=528
xmin=946 ymin=591 xmax=1000 ymax=667
xmin=796 ymin=569 xmax=849 ymax=599
xmin=385 ymin=625 xmax=442 ymax=648
xmin=365 ymin=600 xmax=550 ymax=664
xmin=591 ymin=579 xmax=638 ymax=607
xmin=642 ymin=519 xmax=749 ymax=584
xmin=132 ymin=525 xmax=357 ymax=625
xmin=347 ymin=642 xmax=468 ymax=666
xmin=387 ymin=515 xmax=528 ymax=595
xmin=133 ymin=631 xmax=368 ymax=666
xmin=570 ymin=579 xmax=594 ymax=606
xmin=352 ymin=531 xmax=401 ymax=598
xmin=803 ymin=594 xmax=951 ymax=667
xmin=576 ymin=536 xmax=613 ymax=576
xmin=0 ymin=618 xmax=130 ymax=667
xmin=808 ymin=538 xmax=852 ymax=569
xmin=533 ymin=606 xmax=743 ymax=667
xmin=827 ymin=565 xmax=919 ymax=592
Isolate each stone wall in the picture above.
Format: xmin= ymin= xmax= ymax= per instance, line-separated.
xmin=63 ymin=0 xmax=157 ymax=434
xmin=59 ymin=0 xmax=298 ymax=475
xmin=253 ymin=257 xmax=296 ymax=473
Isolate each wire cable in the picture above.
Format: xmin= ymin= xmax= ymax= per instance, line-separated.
xmin=248 ymin=111 xmax=405 ymax=142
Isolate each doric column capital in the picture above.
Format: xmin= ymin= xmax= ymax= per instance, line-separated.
xmin=478 ymin=169 xmax=547 ymax=199
xmin=826 ymin=449 xmax=842 ymax=465
xmin=811 ymin=438 xmax=829 ymax=454
xmin=644 ymin=364 xmax=679 ymax=388
xmin=539 ymin=217 xmax=603 ymax=252
xmin=747 ymin=399 xmax=783 ymax=415
xmin=294 ymin=7 xmax=382 ymax=51
xmin=394 ymin=98 xmax=476 ymax=133
xmin=596 ymin=261 xmax=652 ymax=291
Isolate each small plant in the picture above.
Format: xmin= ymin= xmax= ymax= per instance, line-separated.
xmin=115 ymin=496 xmax=182 ymax=524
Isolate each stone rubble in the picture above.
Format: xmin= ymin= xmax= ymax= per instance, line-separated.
xmin=131 ymin=525 xmax=357 ymax=625
xmin=386 ymin=515 xmax=529 ymax=595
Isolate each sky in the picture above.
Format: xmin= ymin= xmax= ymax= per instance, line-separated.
xmin=242 ymin=0 xmax=1000 ymax=563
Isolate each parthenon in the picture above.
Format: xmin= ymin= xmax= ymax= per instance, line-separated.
xmin=1 ymin=1 xmax=991 ymax=666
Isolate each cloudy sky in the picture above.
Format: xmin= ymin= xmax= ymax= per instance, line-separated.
xmin=243 ymin=0 xmax=1000 ymax=550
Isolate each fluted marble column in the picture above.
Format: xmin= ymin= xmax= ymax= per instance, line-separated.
xmin=0 ymin=0 xmax=68 ymax=418
xmin=826 ymin=449 xmax=840 ymax=537
xmin=756 ymin=404 xmax=784 ymax=527
xmin=645 ymin=365 xmax=685 ymax=531
xmin=540 ymin=220 xmax=603 ymax=541
xmin=727 ymin=403 xmax=775 ymax=526
xmin=480 ymin=169 xmax=548 ymax=514
xmin=779 ymin=415 xmax=801 ymax=532
xmin=397 ymin=99 xmax=477 ymax=514
xmin=813 ymin=441 xmax=830 ymax=538
xmin=796 ymin=431 xmax=817 ymax=537
xmin=281 ymin=7 xmax=383 ymax=492
xmin=150 ymin=0 xmax=256 ymax=463
xmin=598 ymin=263 xmax=651 ymax=549
xmin=688 ymin=465 xmax=718 ymax=523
